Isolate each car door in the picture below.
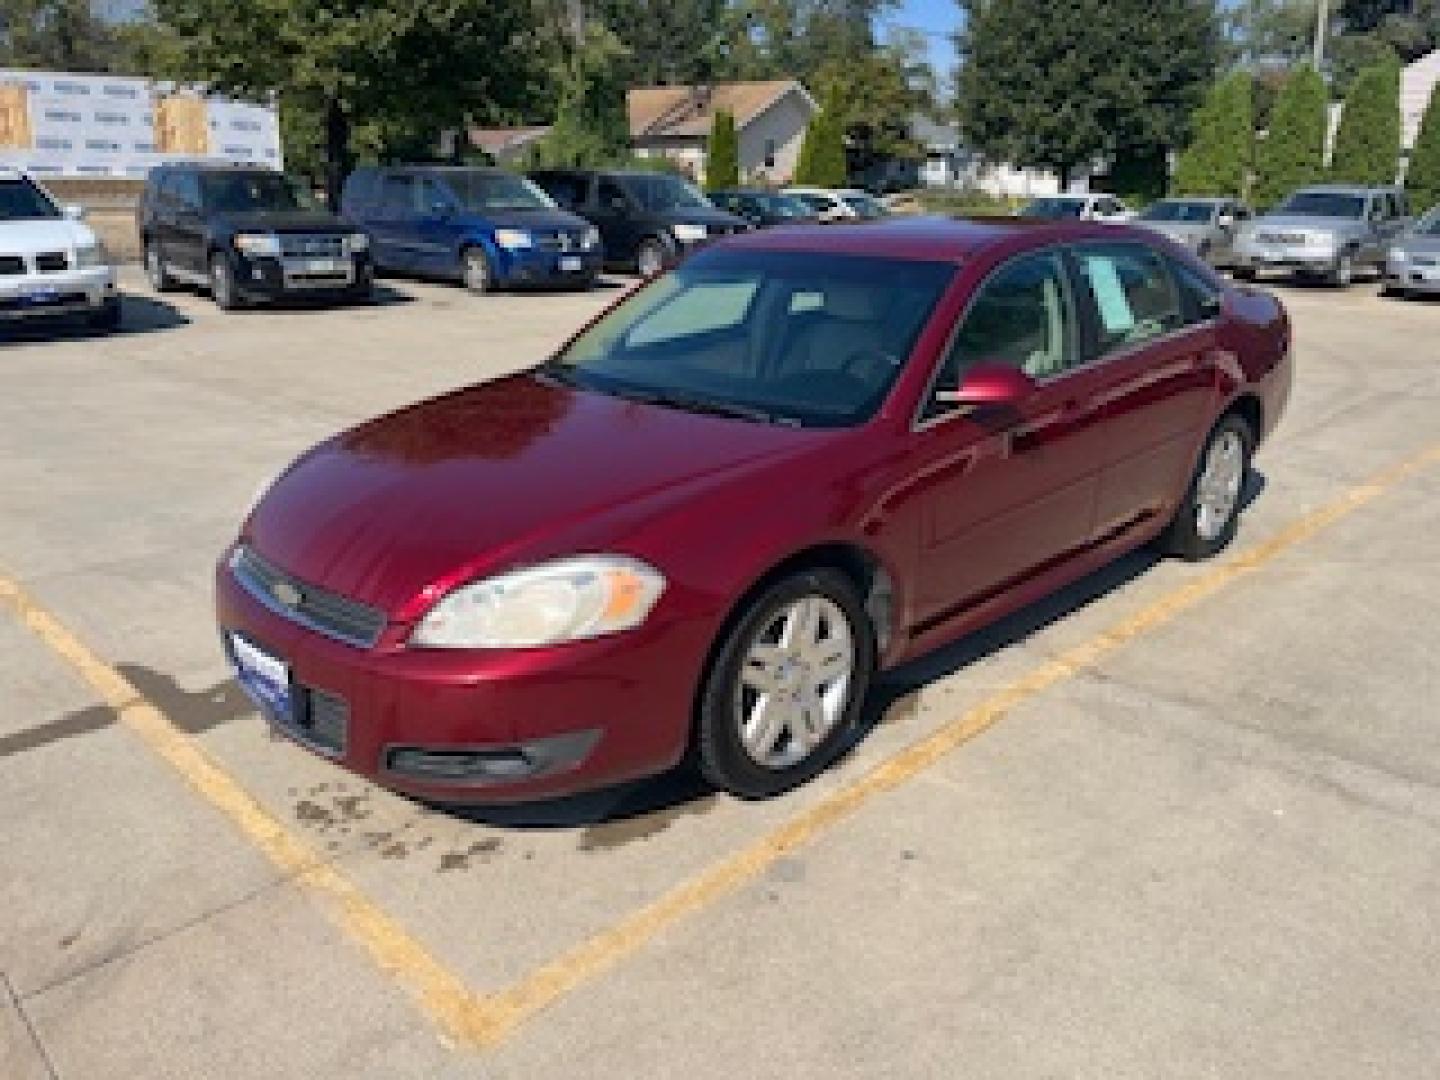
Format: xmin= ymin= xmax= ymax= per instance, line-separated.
xmin=908 ymin=248 xmax=1108 ymax=627
xmin=1069 ymin=241 xmax=1221 ymax=537
xmin=589 ymin=176 xmax=640 ymax=264
xmin=372 ymin=173 xmax=418 ymax=271
xmin=170 ymin=170 xmax=208 ymax=277
xmin=413 ymin=175 xmax=464 ymax=276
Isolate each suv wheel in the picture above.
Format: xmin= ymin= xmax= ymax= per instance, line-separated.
xmin=209 ymin=252 xmax=243 ymax=311
xmin=697 ymin=569 xmax=875 ymax=800
xmin=144 ymin=242 xmax=177 ymax=293
xmin=1329 ymin=249 xmax=1355 ymax=288
xmin=462 ymin=248 xmax=493 ymax=295
xmin=636 ymin=239 xmax=668 ymax=279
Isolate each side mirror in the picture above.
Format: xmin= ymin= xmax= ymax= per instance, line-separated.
xmin=1217 ymin=213 xmax=1235 ymax=229
xmin=935 ymin=362 xmax=1038 ymax=412
xmin=62 ymin=204 xmax=86 ymax=221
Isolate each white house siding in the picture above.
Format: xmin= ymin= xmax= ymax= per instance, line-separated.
xmin=737 ymin=88 xmax=811 ymax=185
xmin=1402 ymin=50 xmax=1440 ymax=152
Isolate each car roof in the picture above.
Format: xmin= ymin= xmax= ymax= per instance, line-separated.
xmin=1154 ymin=195 xmax=1231 ymax=204
xmin=713 ymin=215 xmax=1156 ymax=264
xmin=1293 ymin=183 xmax=1400 ymax=194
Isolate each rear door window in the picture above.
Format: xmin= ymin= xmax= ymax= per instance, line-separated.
xmin=1072 ymin=242 xmax=1185 ymax=354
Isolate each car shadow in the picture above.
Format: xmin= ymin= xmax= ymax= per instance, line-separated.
xmin=0 ymin=294 xmax=188 ymax=344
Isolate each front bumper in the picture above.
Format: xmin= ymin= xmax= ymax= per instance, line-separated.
xmin=494 ymin=246 xmax=602 ymax=287
xmin=229 ymin=251 xmax=373 ymax=300
xmin=0 ymin=265 xmax=116 ymax=321
xmin=215 ymin=552 xmax=712 ymax=803
xmin=1385 ymin=260 xmax=1440 ymax=293
xmin=1232 ymin=243 xmax=1340 ymax=274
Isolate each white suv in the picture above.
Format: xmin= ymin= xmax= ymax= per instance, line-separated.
xmin=0 ymin=168 xmax=120 ymax=332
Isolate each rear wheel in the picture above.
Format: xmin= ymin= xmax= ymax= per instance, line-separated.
xmin=144 ymin=241 xmax=176 ymax=293
xmin=697 ymin=569 xmax=874 ymax=800
xmin=86 ymin=297 xmax=122 ymax=332
xmin=1157 ymin=414 xmax=1254 ymax=561
xmin=461 ymin=247 xmax=493 ymax=295
xmin=1328 ymin=249 xmax=1355 ymax=288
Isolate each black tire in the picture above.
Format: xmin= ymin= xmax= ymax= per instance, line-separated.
xmin=697 ymin=568 xmax=875 ymax=800
xmin=144 ymin=241 xmax=177 ymax=293
xmin=209 ymin=251 xmax=243 ymax=310
xmin=1380 ymin=283 xmax=1410 ymax=300
xmin=461 ymin=247 xmax=494 ymax=295
xmin=636 ymin=238 xmax=669 ymax=279
xmin=86 ymin=297 xmax=122 ymax=332
xmin=1232 ymin=265 xmax=1256 ymax=282
xmin=1328 ymin=249 xmax=1356 ymax=288
xmin=1156 ymin=413 xmax=1255 ymax=561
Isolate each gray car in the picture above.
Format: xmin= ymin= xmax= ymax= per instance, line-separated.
xmin=1232 ymin=184 xmax=1411 ymax=287
xmin=1383 ymin=204 xmax=1440 ymax=298
xmin=1134 ymin=197 xmax=1252 ymax=267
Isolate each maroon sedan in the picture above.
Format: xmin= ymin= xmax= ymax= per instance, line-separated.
xmin=217 ymin=218 xmax=1291 ymax=803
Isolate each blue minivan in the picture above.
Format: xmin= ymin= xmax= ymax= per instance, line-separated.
xmin=341 ymin=166 xmax=603 ymax=293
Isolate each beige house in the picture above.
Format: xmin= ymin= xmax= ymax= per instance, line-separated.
xmin=628 ymin=79 xmax=817 ymax=185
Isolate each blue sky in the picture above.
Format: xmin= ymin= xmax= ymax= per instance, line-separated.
xmin=881 ymin=0 xmax=962 ymax=79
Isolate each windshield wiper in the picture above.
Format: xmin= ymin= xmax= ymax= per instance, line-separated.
xmin=625 ymin=388 xmax=801 ymax=427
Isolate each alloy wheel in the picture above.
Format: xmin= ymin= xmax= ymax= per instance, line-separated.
xmin=637 ymin=243 xmax=665 ymax=279
xmin=735 ymin=595 xmax=855 ymax=772
xmin=463 ymin=250 xmax=491 ymax=294
xmin=1195 ymin=429 xmax=1245 ymax=541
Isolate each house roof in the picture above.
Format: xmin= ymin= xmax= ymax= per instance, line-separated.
xmin=467 ymin=126 xmax=550 ymax=156
xmin=628 ymin=80 xmax=813 ymax=141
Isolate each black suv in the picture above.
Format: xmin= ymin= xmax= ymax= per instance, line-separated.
xmin=528 ymin=169 xmax=748 ymax=277
xmin=137 ymin=164 xmax=373 ymax=309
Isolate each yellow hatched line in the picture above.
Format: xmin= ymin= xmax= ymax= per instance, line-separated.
xmin=3 ymin=438 xmax=1436 ymax=1050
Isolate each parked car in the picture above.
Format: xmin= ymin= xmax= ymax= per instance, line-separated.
xmin=529 ymin=169 xmax=748 ymax=277
xmin=1018 ymin=195 xmax=1134 ymax=222
xmin=139 ymin=163 xmax=373 ymax=310
xmin=0 ymin=167 xmax=120 ymax=331
xmin=1381 ymin=203 xmax=1440 ymax=299
xmin=709 ymin=189 xmax=819 ymax=228
xmin=1134 ymin=197 xmax=1253 ymax=267
xmin=342 ymin=167 xmax=601 ymax=293
xmin=784 ymin=187 xmax=890 ymax=223
xmin=1231 ymin=184 xmax=1410 ymax=287
xmin=218 ymin=217 xmax=1291 ymax=805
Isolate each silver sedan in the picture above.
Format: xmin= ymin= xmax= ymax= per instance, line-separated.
xmin=1134 ymin=197 xmax=1252 ymax=268
xmin=1384 ymin=205 xmax=1440 ymax=298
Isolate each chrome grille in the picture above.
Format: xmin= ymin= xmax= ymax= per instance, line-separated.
xmin=35 ymin=251 xmax=68 ymax=273
xmin=537 ymin=231 xmax=588 ymax=253
xmin=1411 ymin=254 xmax=1438 ymax=267
xmin=1256 ymin=232 xmax=1308 ymax=245
xmin=231 ymin=545 xmax=386 ymax=649
xmin=0 ymin=256 xmax=24 ymax=275
xmin=279 ymin=234 xmax=346 ymax=259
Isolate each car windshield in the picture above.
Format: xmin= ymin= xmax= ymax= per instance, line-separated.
xmin=201 ymin=172 xmax=318 ymax=213
xmin=793 ymin=193 xmax=834 ymax=212
xmin=0 ymin=177 xmax=60 ymax=221
xmin=1140 ymin=201 xmax=1217 ymax=223
xmin=759 ymin=193 xmax=812 ymax=218
xmin=1020 ymin=198 xmax=1085 ymax=219
xmin=620 ymin=174 xmax=712 ymax=211
xmin=842 ymin=194 xmax=887 ymax=218
xmin=544 ymin=250 xmax=954 ymax=428
xmin=1278 ymin=192 xmax=1366 ymax=218
xmin=440 ymin=170 xmax=555 ymax=212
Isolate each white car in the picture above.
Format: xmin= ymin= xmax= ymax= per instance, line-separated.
xmin=784 ymin=187 xmax=890 ymax=224
xmin=1017 ymin=194 xmax=1135 ymax=223
xmin=0 ymin=168 xmax=120 ymax=332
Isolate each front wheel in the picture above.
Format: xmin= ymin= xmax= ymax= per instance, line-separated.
xmin=461 ymin=247 xmax=494 ymax=295
xmin=209 ymin=252 xmax=243 ymax=310
xmin=697 ymin=569 xmax=875 ymax=800
xmin=636 ymin=239 xmax=668 ymax=279
xmin=1157 ymin=414 xmax=1254 ymax=561
xmin=144 ymin=242 xmax=177 ymax=293
xmin=1328 ymin=250 xmax=1355 ymax=288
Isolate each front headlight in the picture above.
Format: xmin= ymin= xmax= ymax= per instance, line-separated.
xmin=494 ymin=229 xmax=534 ymax=251
xmin=1307 ymin=232 xmax=1337 ymax=252
xmin=1388 ymin=246 xmax=1409 ymax=263
xmin=583 ymin=227 xmax=601 ymax=250
xmin=346 ymin=232 xmax=370 ymax=254
xmin=74 ymin=242 xmax=109 ymax=269
xmin=671 ymin=222 xmax=708 ymax=243
xmin=410 ymin=555 xmax=666 ymax=650
xmin=234 ymin=233 xmax=282 ymax=257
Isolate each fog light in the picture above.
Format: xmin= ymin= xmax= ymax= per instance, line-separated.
xmin=388 ymin=748 xmax=535 ymax=780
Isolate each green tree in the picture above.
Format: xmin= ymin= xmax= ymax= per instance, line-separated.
xmin=705 ymin=109 xmax=739 ymax=190
xmin=150 ymin=0 xmax=547 ymax=206
xmin=1330 ymin=56 xmax=1401 ymax=184
xmin=0 ymin=0 xmax=125 ymax=70
xmin=956 ymin=0 xmax=1221 ymax=191
xmin=1174 ymin=70 xmax=1255 ymax=196
xmin=531 ymin=22 xmax=632 ymax=168
xmin=814 ymin=41 xmax=929 ymax=177
xmin=794 ymin=100 xmax=847 ymax=186
xmin=1406 ymin=85 xmax=1440 ymax=216
xmin=1253 ymin=63 xmax=1327 ymax=207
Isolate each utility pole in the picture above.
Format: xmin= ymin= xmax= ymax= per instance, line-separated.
xmin=1312 ymin=0 xmax=1330 ymax=69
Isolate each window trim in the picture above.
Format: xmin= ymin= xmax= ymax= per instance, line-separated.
xmin=912 ymin=244 xmax=1085 ymax=432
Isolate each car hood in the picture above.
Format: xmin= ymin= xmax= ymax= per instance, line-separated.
xmin=1248 ymin=213 xmax=1365 ymax=237
xmin=245 ymin=374 xmax=819 ymax=614
xmin=216 ymin=210 xmax=353 ymax=234
xmin=0 ymin=216 xmax=96 ymax=252
xmin=470 ymin=207 xmax=592 ymax=233
xmin=1395 ymin=233 xmax=1440 ymax=255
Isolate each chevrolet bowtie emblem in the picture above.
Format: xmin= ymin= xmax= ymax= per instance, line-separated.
xmin=271 ymin=579 xmax=304 ymax=608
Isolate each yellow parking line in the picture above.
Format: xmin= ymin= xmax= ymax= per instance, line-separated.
xmin=470 ymin=440 xmax=1440 ymax=1046
xmin=3 ymin=439 xmax=1437 ymax=1050
xmin=0 ymin=576 xmax=489 ymax=1047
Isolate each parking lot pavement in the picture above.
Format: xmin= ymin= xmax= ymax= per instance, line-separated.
xmin=1 ymin=270 xmax=1438 ymax=1078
